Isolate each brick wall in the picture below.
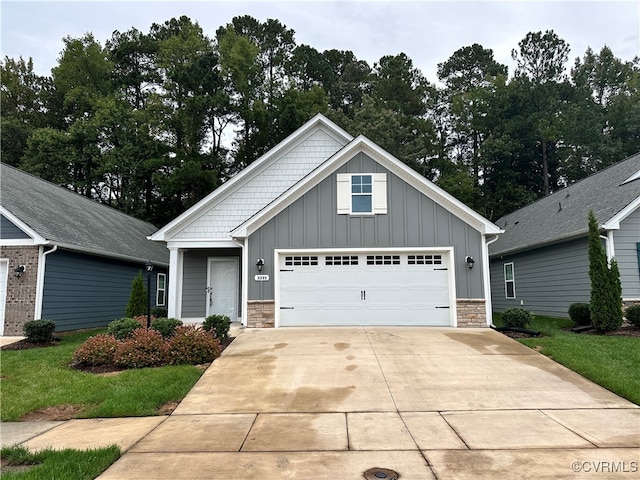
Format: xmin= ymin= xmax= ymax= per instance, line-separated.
xmin=1 ymin=246 xmax=39 ymax=335
xmin=247 ymin=300 xmax=275 ymax=328
xmin=456 ymin=299 xmax=487 ymax=328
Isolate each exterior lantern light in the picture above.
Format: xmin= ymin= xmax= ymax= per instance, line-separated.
xmin=14 ymin=265 xmax=25 ymax=278
xmin=465 ymin=256 xmax=475 ymax=269
xmin=256 ymin=258 xmax=265 ymax=272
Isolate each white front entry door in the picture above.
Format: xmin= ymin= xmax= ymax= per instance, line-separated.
xmin=207 ymin=258 xmax=239 ymax=321
xmin=0 ymin=259 xmax=8 ymax=335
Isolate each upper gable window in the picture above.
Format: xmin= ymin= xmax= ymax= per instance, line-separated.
xmin=336 ymin=173 xmax=387 ymax=215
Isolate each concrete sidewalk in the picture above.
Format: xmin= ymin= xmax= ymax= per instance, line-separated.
xmin=2 ymin=327 xmax=638 ymax=479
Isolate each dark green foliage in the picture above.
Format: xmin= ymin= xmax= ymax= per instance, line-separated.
xmin=23 ymin=319 xmax=56 ymax=343
xmin=501 ymin=308 xmax=533 ymax=329
xmin=151 ymin=317 xmax=183 ymax=339
xmin=625 ymin=305 xmax=640 ymax=328
xmin=125 ymin=271 xmax=147 ymax=317
xmin=167 ymin=325 xmax=221 ymax=365
xmin=107 ymin=318 xmax=143 ymax=340
xmin=203 ymin=314 xmax=231 ymax=342
xmin=568 ymin=303 xmax=591 ymax=326
xmin=588 ymin=211 xmax=623 ymax=332
xmin=151 ymin=306 xmax=168 ymax=318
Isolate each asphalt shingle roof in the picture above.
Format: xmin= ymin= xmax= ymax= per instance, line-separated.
xmin=1 ymin=163 xmax=168 ymax=265
xmin=489 ymin=153 xmax=640 ymax=256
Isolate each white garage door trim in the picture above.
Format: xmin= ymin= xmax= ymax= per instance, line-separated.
xmin=0 ymin=258 xmax=8 ymax=335
xmin=274 ymin=247 xmax=457 ymax=327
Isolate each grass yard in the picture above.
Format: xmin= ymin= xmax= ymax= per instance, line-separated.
xmin=0 ymin=330 xmax=205 ymax=422
xmin=0 ymin=445 xmax=120 ymax=480
xmin=494 ymin=314 xmax=640 ymax=405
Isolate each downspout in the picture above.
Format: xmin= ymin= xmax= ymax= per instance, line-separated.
xmin=601 ymin=232 xmax=615 ymax=261
xmin=483 ymin=235 xmax=500 ymax=328
xmin=34 ymin=245 xmax=57 ymax=320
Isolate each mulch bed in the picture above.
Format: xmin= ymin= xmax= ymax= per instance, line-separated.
xmin=1 ymin=338 xmax=62 ymax=351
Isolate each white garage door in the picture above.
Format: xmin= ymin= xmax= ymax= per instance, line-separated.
xmin=278 ymin=251 xmax=452 ymax=326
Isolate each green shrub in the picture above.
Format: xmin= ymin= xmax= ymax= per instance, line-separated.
xmin=203 ymin=314 xmax=231 ymax=342
xmin=151 ymin=306 xmax=168 ymax=318
xmin=568 ymin=303 xmax=591 ymax=326
xmin=107 ymin=318 xmax=143 ymax=340
xmin=23 ymin=319 xmax=56 ymax=343
xmin=125 ymin=271 xmax=147 ymax=317
xmin=151 ymin=317 xmax=183 ymax=339
xmin=168 ymin=325 xmax=221 ymax=365
xmin=625 ymin=305 xmax=640 ymax=328
xmin=71 ymin=334 xmax=118 ymax=367
xmin=502 ymin=308 xmax=533 ymax=329
xmin=113 ymin=328 xmax=169 ymax=368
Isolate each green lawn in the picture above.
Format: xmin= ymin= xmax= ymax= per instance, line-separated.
xmin=0 ymin=445 xmax=120 ymax=480
xmin=0 ymin=330 xmax=205 ymax=422
xmin=494 ymin=314 xmax=640 ymax=405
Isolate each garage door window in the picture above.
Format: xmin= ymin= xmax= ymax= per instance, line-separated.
xmin=366 ymin=254 xmax=400 ymax=265
xmin=285 ymin=256 xmax=318 ymax=266
xmin=408 ymin=254 xmax=442 ymax=265
xmin=326 ymin=255 xmax=359 ymax=265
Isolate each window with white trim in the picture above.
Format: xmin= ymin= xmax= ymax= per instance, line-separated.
xmin=337 ymin=173 xmax=387 ymax=215
xmin=504 ymin=263 xmax=515 ymax=299
xmin=156 ymin=273 xmax=166 ymax=306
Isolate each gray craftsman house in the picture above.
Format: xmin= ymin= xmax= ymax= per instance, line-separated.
xmin=489 ymin=153 xmax=640 ymax=318
xmin=0 ymin=164 xmax=169 ymax=335
xmin=151 ymin=114 xmax=502 ymax=328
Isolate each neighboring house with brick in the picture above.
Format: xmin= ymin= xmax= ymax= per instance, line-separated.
xmin=489 ymin=152 xmax=640 ymax=318
xmin=0 ymin=164 xmax=169 ymax=335
xmin=150 ymin=114 xmax=502 ymax=328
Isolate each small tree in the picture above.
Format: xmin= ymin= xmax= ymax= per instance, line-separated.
xmin=588 ymin=211 xmax=623 ymax=332
xmin=125 ymin=271 xmax=147 ymax=318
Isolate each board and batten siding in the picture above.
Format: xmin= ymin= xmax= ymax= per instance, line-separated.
xmin=490 ymin=238 xmax=590 ymax=318
xmin=0 ymin=215 xmax=30 ymax=239
xmin=181 ymin=248 xmax=241 ymax=317
xmin=41 ymin=249 xmax=166 ymax=331
xmin=613 ymin=206 xmax=640 ymax=299
xmin=248 ymin=152 xmax=484 ymax=301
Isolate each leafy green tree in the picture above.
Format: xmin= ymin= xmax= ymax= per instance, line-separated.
xmin=126 ymin=271 xmax=148 ymax=317
xmin=588 ymin=211 xmax=622 ymax=332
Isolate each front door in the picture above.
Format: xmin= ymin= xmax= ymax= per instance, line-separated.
xmin=206 ymin=258 xmax=239 ymax=321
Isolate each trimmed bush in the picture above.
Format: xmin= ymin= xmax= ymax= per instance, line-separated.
xmin=151 ymin=306 xmax=168 ymax=318
xmin=151 ymin=317 xmax=183 ymax=339
xmin=107 ymin=318 xmax=143 ymax=340
xmin=568 ymin=303 xmax=591 ymax=326
xmin=168 ymin=325 xmax=221 ymax=365
xmin=626 ymin=305 xmax=640 ymax=328
xmin=203 ymin=314 xmax=231 ymax=342
xmin=23 ymin=319 xmax=56 ymax=343
xmin=502 ymin=308 xmax=533 ymax=329
xmin=72 ymin=334 xmax=118 ymax=366
xmin=113 ymin=328 xmax=169 ymax=368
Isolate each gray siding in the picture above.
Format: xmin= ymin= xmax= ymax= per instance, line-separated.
xmin=41 ymin=249 xmax=167 ymax=331
xmin=1 ymin=214 xmax=30 ymax=239
xmin=490 ymin=238 xmax=590 ymax=318
xmin=614 ymin=206 xmax=640 ymax=298
xmin=248 ymin=152 xmax=484 ymax=300
xmin=181 ymin=248 xmax=241 ymax=317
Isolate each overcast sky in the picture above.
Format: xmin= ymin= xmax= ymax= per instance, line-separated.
xmin=1 ymin=0 xmax=638 ymax=83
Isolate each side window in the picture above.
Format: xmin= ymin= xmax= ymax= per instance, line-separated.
xmin=504 ymin=263 xmax=515 ymax=299
xmin=156 ymin=273 xmax=166 ymax=306
xmin=337 ymin=173 xmax=387 ymax=215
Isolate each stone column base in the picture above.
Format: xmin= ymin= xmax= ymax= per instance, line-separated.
xmin=247 ymin=300 xmax=275 ymax=328
xmin=456 ymin=299 xmax=487 ymax=328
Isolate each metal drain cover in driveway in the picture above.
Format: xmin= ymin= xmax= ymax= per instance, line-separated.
xmin=363 ymin=467 xmax=399 ymax=479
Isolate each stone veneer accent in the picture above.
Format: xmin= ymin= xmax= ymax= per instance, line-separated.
xmin=247 ymin=300 xmax=275 ymax=328
xmin=456 ymin=299 xmax=488 ymax=328
xmin=1 ymin=246 xmax=40 ymax=335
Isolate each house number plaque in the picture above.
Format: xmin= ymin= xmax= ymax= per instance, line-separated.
xmin=254 ymin=274 xmax=269 ymax=281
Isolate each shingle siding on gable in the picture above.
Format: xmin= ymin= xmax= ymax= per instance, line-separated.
xmin=247 ymin=152 xmax=484 ymax=301
xmin=614 ymin=206 xmax=640 ymax=299
xmin=174 ymin=129 xmax=346 ymax=239
xmin=490 ymin=238 xmax=591 ymax=318
xmin=0 ymin=215 xmax=30 ymax=239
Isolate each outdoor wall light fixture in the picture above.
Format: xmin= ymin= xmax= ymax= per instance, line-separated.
xmin=256 ymin=258 xmax=265 ymax=272
xmin=465 ymin=256 xmax=475 ymax=269
xmin=14 ymin=265 xmax=25 ymax=277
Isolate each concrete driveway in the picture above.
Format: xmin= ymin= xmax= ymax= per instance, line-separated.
xmin=18 ymin=327 xmax=640 ymax=479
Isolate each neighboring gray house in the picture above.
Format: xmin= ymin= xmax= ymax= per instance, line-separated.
xmin=0 ymin=164 xmax=169 ymax=335
xmin=489 ymin=153 xmax=640 ymax=318
xmin=151 ymin=114 xmax=502 ymax=328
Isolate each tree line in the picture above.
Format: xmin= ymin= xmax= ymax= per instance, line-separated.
xmin=2 ymin=15 xmax=638 ymax=226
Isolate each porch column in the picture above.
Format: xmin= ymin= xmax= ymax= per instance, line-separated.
xmin=167 ymin=247 xmax=183 ymax=318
